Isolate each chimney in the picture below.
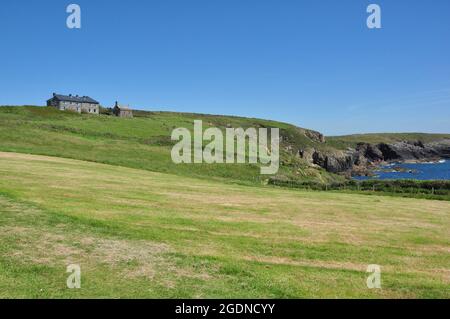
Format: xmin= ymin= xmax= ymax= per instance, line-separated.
xmin=53 ymin=93 xmax=56 ymax=97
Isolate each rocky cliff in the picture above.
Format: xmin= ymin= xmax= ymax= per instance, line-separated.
xmin=298 ymin=139 xmax=450 ymax=176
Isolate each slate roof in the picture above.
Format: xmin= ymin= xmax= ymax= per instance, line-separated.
xmin=115 ymin=105 xmax=132 ymax=111
xmin=114 ymin=102 xmax=132 ymax=110
xmin=50 ymin=93 xmax=99 ymax=104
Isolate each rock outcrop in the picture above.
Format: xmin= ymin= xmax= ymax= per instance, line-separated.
xmin=299 ymin=139 xmax=450 ymax=176
xmin=311 ymin=150 xmax=354 ymax=173
xmin=304 ymin=129 xmax=326 ymax=143
xmin=377 ymin=141 xmax=439 ymax=161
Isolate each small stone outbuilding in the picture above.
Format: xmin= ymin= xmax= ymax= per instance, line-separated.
xmin=112 ymin=102 xmax=133 ymax=118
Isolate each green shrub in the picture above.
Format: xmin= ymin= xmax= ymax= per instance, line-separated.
xmin=268 ymin=177 xmax=450 ymax=200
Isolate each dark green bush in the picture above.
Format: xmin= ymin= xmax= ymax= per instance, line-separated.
xmin=268 ymin=177 xmax=450 ymax=199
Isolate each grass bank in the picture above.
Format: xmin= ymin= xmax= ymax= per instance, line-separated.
xmin=0 ymin=105 xmax=340 ymax=185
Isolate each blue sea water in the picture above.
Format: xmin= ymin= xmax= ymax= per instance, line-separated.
xmin=354 ymin=159 xmax=450 ymax=181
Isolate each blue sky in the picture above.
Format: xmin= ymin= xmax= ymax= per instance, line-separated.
xmin=0 ymin=0 xmax=449 ymax=135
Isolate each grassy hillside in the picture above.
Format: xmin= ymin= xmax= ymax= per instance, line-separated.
xmin=1 ymin=152 xmax=449 ymax=298
xmin=0 ymin=106 xmax=340 ymax=185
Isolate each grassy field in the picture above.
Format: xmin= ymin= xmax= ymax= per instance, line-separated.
xmin=0 ymin=152 xmax=449 ymax=298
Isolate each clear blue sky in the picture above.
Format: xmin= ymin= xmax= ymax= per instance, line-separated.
xmin=1 ymin=0 xmax=449 ymax=135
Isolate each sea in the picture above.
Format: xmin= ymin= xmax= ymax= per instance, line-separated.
xmin=354 ymin=159 xmax=450 ymax=181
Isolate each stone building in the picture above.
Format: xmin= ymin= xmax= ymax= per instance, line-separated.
xmin=47 ymin=93 xmax=100 ymax=115
xmin=112 ymin=101 xmax=133 ymax=118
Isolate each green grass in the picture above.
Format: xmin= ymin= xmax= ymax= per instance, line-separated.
xmin=0 ymin=152 xmax=449 ymax=298
xmin=0 ymin=106 xmax=339 ymax=185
